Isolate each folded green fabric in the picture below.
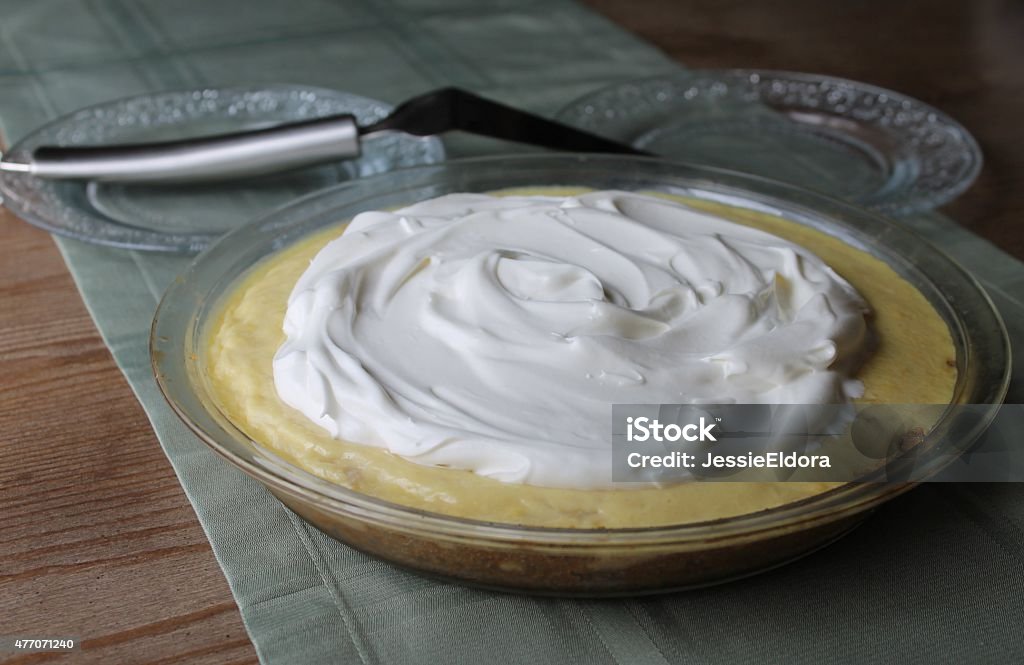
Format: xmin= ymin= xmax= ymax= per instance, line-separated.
xmin=3 ymin=1 xmax=1023 ymax=663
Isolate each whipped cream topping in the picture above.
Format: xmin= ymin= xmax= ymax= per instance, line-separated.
xmin=273 ymin=191 xmax=871 ymax=489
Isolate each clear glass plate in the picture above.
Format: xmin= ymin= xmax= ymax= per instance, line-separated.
xmin=555 ymin=70 xmax=983 ymax=215
xmin=0 ymin=85 xmax=446 ymax=253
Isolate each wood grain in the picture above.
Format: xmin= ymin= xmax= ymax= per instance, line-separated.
xmin=0 ymin=212 xmax=257 ymax=664
xmin=1 ymin=1 xmax=1022 ymax=663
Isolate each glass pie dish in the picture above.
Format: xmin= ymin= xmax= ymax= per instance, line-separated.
xmin=151 ymin=155 xmax=1010 ymax=595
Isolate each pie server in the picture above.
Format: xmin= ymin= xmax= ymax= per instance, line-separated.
xmin=0 ymin=87 xmax=649 ymax=183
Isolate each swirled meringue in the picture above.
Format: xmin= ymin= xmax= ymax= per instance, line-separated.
xmin=273 ymin=191 xmax=871 ymax=488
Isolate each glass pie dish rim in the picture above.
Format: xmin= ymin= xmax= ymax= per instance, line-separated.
xmin=150 ymin=153 xmax=1010 ymax=549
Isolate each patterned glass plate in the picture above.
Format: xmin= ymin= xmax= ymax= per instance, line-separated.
xmin=555 ymin=70 xmax=982 ymax=215
xmin=0 ymin=86 xmax=445 ymax=252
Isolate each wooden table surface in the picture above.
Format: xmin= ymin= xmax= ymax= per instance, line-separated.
xmin=2 ymin=1 xmax=1021 ymax=663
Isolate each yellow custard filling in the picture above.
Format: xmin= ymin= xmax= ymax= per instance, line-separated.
xmin=205 ymin=190 xmax=956 ymax=528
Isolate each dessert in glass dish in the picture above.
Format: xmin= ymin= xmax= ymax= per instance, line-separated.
xmin=153 ymin=155 xmax=1008 ymax=594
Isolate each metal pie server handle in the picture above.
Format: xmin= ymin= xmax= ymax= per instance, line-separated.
xmin=1 ymin=114 xmax=361 ymax=183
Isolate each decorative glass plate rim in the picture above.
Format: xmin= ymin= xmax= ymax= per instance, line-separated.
xmin=151 ymin=153 xmax=1010 ymax=546
xmin=0 ymin=84 xmax=446 ymax=253
xmin=554 ymin=69 xmax=984 ymax=215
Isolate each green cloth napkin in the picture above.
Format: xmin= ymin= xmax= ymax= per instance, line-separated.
xmin=2 ymin=1 xmax=1022 ymax=663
